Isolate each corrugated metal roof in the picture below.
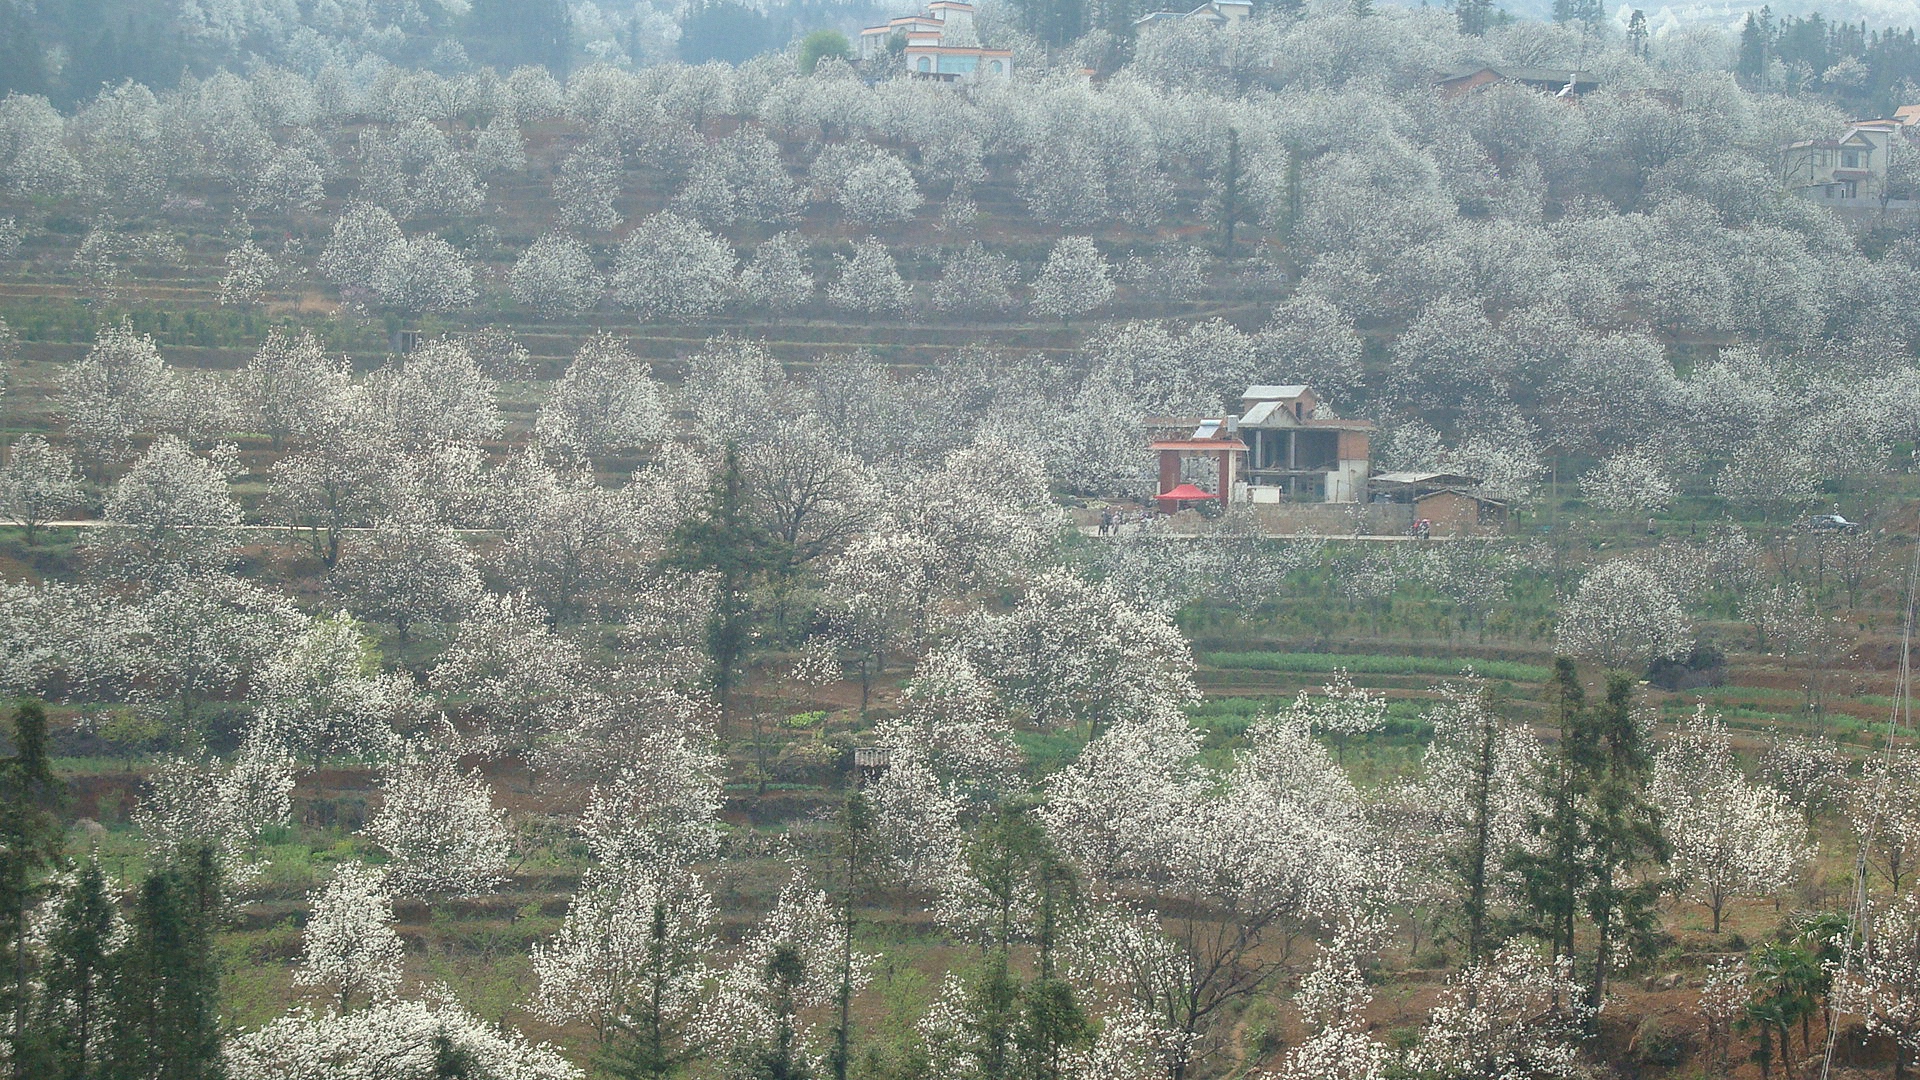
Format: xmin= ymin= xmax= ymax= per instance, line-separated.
xmin=1373 ymin=470 xmax=1481 ymax=486
xmin=1417 ymin=488 xmax=1508 ymax=507
xmin=1150 ymin=439 xmax=1248 ymax=451
xmin=1242 ymin=384 xmax=1309 ymax=401
xmin=1241 ymin=401 xmax=1281 ymax=426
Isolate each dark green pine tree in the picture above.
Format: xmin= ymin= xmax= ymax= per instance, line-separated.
xmin=966 ymin=950 xmax=1023 ymax=1080
xmin=750 ymin=943 xmax=811 ymax=1080
xmin=658 ymin=444 xmax=787 ymax=736
xmin=942 ymin=802 xmax=1091 ymax=1080
xmin=0 ymin=699 xmax=65 ymax=1078
xmin=34 ymin=861 xmax=115 ymax=1080
xmin=0 ymin=4 xmax=47 ymax=97
xmin=1277 ymin=145 xmax=1304 ymax=241
xmin=432 ymin=1030 xmax=482 ymax=1078
xmin=1551 ymin=0 xmax=1603 ymax=23
xmin=597 ymin=896 xmax=702 ymax=1080
xmin=101 ymin=845 xmax=225 ymax=1080
xmin=678 ymin=0 xmax=774 ymax=64
xmin=1456 ymin=0 xmax=1494 ymax=37
xmin=1507 ymin=660 xmax=1588 ymax=961
xmin=827 ymin=793 xmax=874 ymax=1080
xmin=1737 ymin=8 xmax=1774 ymax=87
xmin=1438 ymin=685 xmax=1506 ymax=963
xmin=1015 ymin=0 xmax=1088 ymax=49
xmin=1016 ymin=976 xmax=1092 ymax=1080
xmin=1217 ymin=129 xmax=1245 ymax=258
xmin=1575 ymin=672 xmax=1667 ymax=1009
xmin=1507 ymin=661 xmax=1666 ymax=1009
xmin=1627 ymin=9 xmax=1650 ymax=58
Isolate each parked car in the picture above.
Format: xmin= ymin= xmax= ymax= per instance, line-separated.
xmin=1803 ymin=513 xmax=1861 ymax=533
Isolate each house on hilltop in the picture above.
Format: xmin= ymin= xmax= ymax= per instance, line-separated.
xmin=1145 ymin=385 xmax=1373 ymax=511
xmin=1236 ymin=385 xmax=1373 ymax=504
xmin=1781 ymin=115 xmax=1918 ymax=205
xmin=1132 ymin=0 xmax=1252 ymax=30
xmin=858 ymin=1 xmax=1013 ymax=82
xmin=1138 ymin=390 xmax=1516 ymax=536
xmin=1435 ymin=66 xmax=1599 ymax=99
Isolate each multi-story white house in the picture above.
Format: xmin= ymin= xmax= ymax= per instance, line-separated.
xmin=1782 ymin=122 xmax=1899 ymax=202
xmin=1782 ymin=107 xmax=1920 ymax=207
xmin=858 ymin=1 xmax=1012 ymax=82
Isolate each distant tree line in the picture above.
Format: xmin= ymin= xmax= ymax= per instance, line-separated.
xmin=1739 ymin=5 xmax=1920 ymax=115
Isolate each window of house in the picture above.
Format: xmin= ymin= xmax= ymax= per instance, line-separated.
xmin=916 ymin=55 xmax=931 ymax=72
xmin=1843 ymin=149 xmax=1866 ymax=169
xmin=989 ymin=60 xmax=1003 ymax=74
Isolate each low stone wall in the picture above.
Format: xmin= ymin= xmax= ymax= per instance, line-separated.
xmin=1248 ymin=502 xmax=1413 ymax=535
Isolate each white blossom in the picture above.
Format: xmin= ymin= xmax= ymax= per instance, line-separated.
xmin=0 ymin=435 xmax=83 ymax=541
xmin=331 ymin=507 xmax=481 ymax=642
xmin=1832 ymin=889 xmax=1920 ymax=1072
xmin=931 ymin=243 xmax=1017 ymax=317
xmin=226 ymin=992 xmax=581 ymax=1080
xmin=738 ymin=232 xmax=813 ymax=314
xmin=1854 ymin=749 xmax=1920 ymax=895
xmin=428 ymin=592 xmax=584 ymax=754
xmin=811 ymin=142 xmax=921 ymax=225
xmin=510 ymin=231 xmax=603 ymax=318
xmin=531 ymin=861 xmax=715 ymax=1044
xmin=1281 ymin=668 xmax=1387 ymax=758
xmin=251 ymin=613 xmax=421 ymax=762
xmin=358 ymin=338 xmax=501 ymax=451
xmin=219 ymin=240 xmax=279 ymax=306
xmin=1407 ymin=945 xmax=1592 ymax=1080
xmin=960 ymin=568 xmax=1196 ymax=737
xmin=60 ymin=320 xmax=175 ymax=467
xmin=1581 ymin=446 xmax=1678 ymax=512
xmin=1273 ymin=922 xmax=1393 ymax=1080
xmin=1029 ymin=236 xmax=1113 ymax=322
xmin=295 ymin=863 xmax=405 ymax=1011
xmin=134 ymin=729 xmax=296 ymax=886
xmin=535 ymin=334 xmax=666 ymax=458
xmin=365 ymin=742 xmax=511 ymax=898
xmin=696 ymin=876 xmax=871 ymax=1073
xmin=827 ymin=236 xmax=910 ymax=317
xmin=579 ymin=737 xmax=724 ymax=869
xmin=553 ymin=141 xmax=623 ymax=232
xmin=611 ymin=211 xmax=735 ymax=320
xmin=241 ymin=328 xmax=351 ymax=451
xmin=91 ymin=437 xmax=243 ymax=585
xmin=1650 ymin=707 xmax=1807 ymax=932
xmin=1554 ymin=558 xmax=1691 ymax=670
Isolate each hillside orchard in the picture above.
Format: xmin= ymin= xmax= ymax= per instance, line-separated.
xmin=4 ymin=2 xmax=1920 ymax=1078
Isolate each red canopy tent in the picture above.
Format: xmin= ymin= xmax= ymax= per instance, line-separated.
xmin=1154 ymin=483 xmax=1218 ymax=503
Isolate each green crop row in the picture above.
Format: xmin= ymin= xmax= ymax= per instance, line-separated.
xmin=1200 ymin=651 xmax=1551 ymax=683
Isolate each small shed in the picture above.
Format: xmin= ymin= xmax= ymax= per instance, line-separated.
xmin=1414 ymin=489 xmax=1508 ymax=536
